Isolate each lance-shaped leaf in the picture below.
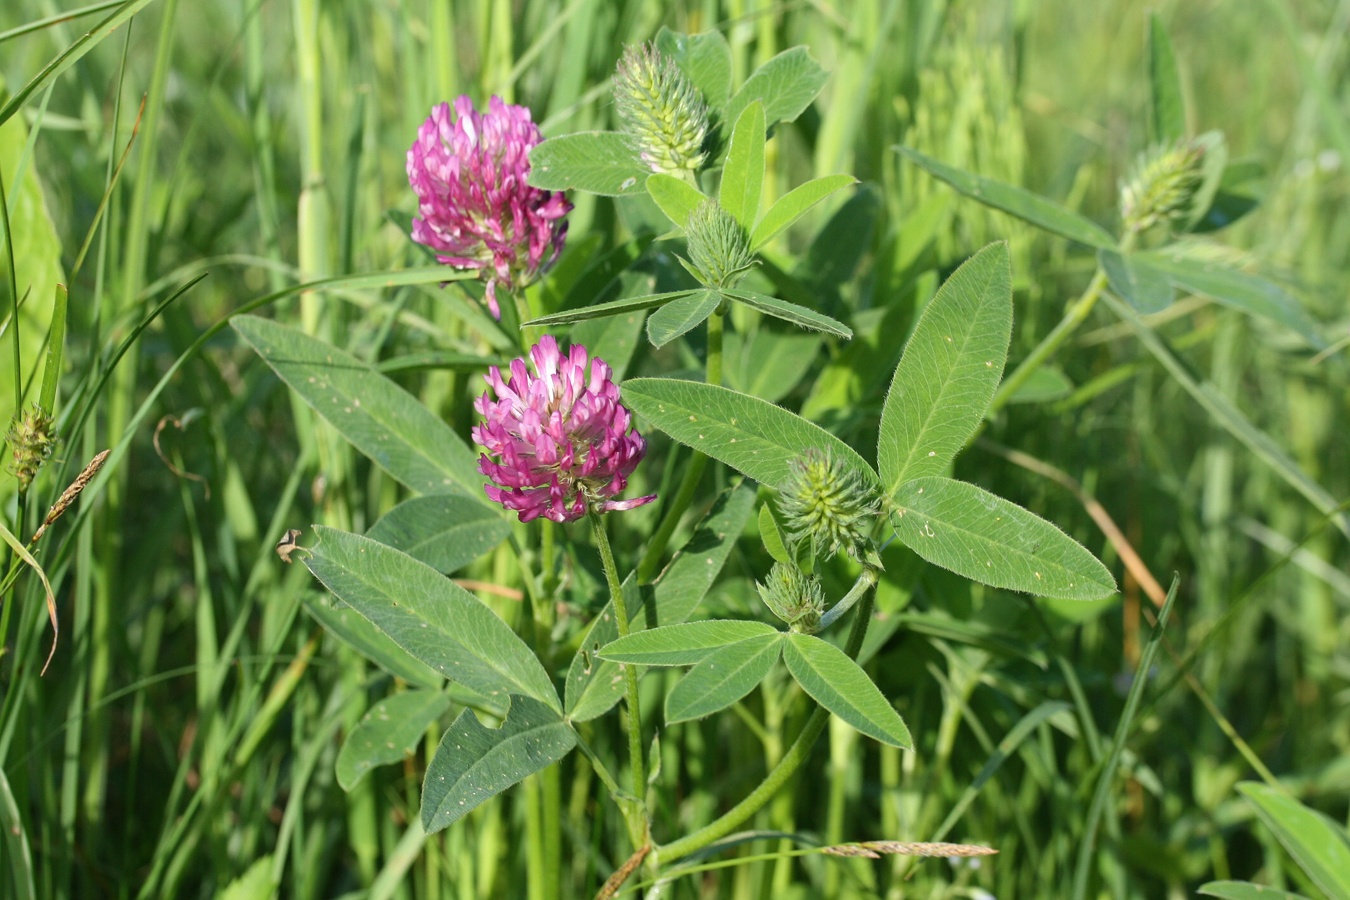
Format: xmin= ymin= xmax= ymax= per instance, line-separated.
xmin=657 ymin=27 xmax=733 ymax=109
xmin=750 ymin=174 xmax=857 ymax=250
xmin=600 ymin=620 xmax=780 ymax=666
xmin=622 ymin=378 xmax=879 ymax=492
xmin=890 ymin=477 xmax=1116 ymax=601
xmin=525 ymin=289 xmax=696 ymax=328
xmin=647 ymin=173 xmax=706 ymax=228
xmin=304 ymin=527 xmax=560 ymax=711
xmin=233 ymin=316 xmax=488 ymax=503
xmin=337 ymin=690 xmax=452 ymax=790
xmin=1099 ymin=248 xmax=1174 ymax=314
xmin=720 ymin=101 xmax=766 ymax=232
xmin=303 ymin=591 xmax=444 ymax=689
xmin=1147 ymin=13 xmax=1187 ymax=144
xmin=879 ymin=243 xmax=1012 ymax=494
xmin=1238 ymin=782 xmax=1350 ymax=900
xmin=647 ymin=290 xmax=721 ymax=347
xmin=528 ymin=131 xmax=649 ymax=196
xmin=422 ymin=695 xmax=576 ymax=833
xmin=367 ymin=495 xmax=512 ymax=574
xmin=897 ymin=146 xmax=1116 ymax=249
xmin=781 ymin=634 xmax=911 ymax=748
xmin=566 ymin=483 xmax=757 ymax=720
xmin=725 ymin=47 xmax=827 ymax=135
xmin=666 ymin=633 xmax=783 ymax=724
xmin=722 ymin=288 xmax=852 ymax=338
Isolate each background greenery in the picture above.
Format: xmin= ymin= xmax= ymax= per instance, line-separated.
xmin=1 ymin=0 xmax=1347 ymax=897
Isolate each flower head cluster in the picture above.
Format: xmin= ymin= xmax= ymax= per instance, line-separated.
xmin=407 ymin=96 xmax=572 ymax=318
xmin=778 ymin=450 xmax=880 ymax=562
xmin=757 ymin=560 xmax=825 ymax=634
xmin=473 ymin=336 xmax=655 ymax=523
xmin=7 ymin=405 xmax=56 ymax=492
xmin=683 ymin=199 xmax=755 ymax=289
xmin=613 ymin=43 xmax=710 ymax=175
xmin=1120 ymin=139 xmax=1207 ymax=234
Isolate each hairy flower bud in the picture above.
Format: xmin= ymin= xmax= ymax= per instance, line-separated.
xmin=1120 ymin=139 xmax=1206 ymax=234
xmin=778 ymin=450 xmax=880 ymax=562
xmin=7 ymin=405 xmax=57 ymax=491
xmin=613 ymin=44 xmax=710 ymax=175
xmin=683 ymin=199 xmax=755 ymax=288
xmin=757 ymin=561 xmax=825 ymax=634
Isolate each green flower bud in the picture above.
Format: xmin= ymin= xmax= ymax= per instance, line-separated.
xmin=1120 ymin=139 xmax=1206 ymax=234
xmin=7 ymin=405 xmax=57 ymax=492
xmin=756 ymin=561 xmax=825 ymax=634
xmin=778 ymin=450 xmax=880 ymax=562
xmin=613 ymin=43 xmax=709 ymax=176
xmin=682 ymin=199 xmax=754 ymax=289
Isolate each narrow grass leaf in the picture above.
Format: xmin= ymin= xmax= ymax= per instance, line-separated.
xmin=719 ymin=101 xmax=765 ymax=232
xmin=891 ymin=477 xmax=1116 ymax=600
xmin=1132 ymin=250 xmax=1322 ymax=347
xmin=725 ymin=47 xmax=828 ymax=133
xmin=421 ymin=695 xmax=576 ymax=833
xmin=0 ymin=763 xmax=35 ymax=900
xmin=525 ymin=289 xmax=695 ymax=327
xmin=232 ymin=315 xmax=488 ymax=502
xmin=599 ymin=620 xmax=779 ymax=666
xmin=646 ymin=173 xmax=705 ymax=228
xmin=749 ymin=174 xmax=857 ymax=250
xmin=657 ymin=27 xmax=732 ymax=109
xmin=1099 ymin=248 xmax=1174 ymax=314
xmin=1197 ymin=882 xmax=1310 ymax=900
xmin=878 ymin=243 xmax=1012 ymax=493
xmin=781 ymin=634 xmax=911 ymax=748
xmin=304 ymin=527 xmax=559 ymax=711
xmin=1237 ymin=783 xmax=1350 ymax=900
xmin=527 ymin=132 xmax=649 ymax=196
xmin=337 ymin=690 xmax=452 ymax=790
xmin=722 ymin=288 xmax=852 ymax=338
xmin=666 ymin=633 xmax=782 ymax=723
xmin=566 ymin=482 xmax=756 ymax=720
xmin=1147 ymin=14 xmax=1186 ymax=143
xmin=897 ymin=146 xmax=1116 ymax=249
xmin=366 ymin=495 xmax=511 ymax=574
xmin=622 ymin=378 xmax=879 ymax=492
xmin=647 ymin=290 xmax=720 ymax=347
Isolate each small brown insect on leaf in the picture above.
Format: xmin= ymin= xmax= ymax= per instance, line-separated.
xmin=276 ymin=529 xmax=305 ymax=564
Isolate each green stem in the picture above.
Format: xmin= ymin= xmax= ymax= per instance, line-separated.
xmin=635 ymin=311 xmax=724 ymax=582
xmin=591 ymin=513 xmax=648 ymax=848
xmin=656 ymin=589 xmax=876 ymax=866
xmin=818 ymin=567 xmax=878 ymax=631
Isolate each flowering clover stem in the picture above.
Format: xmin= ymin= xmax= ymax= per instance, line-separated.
xmin=655 ymin=588 xmax=877 ymax=866
xmin=635 ymin=311 xmax=723 ymax=582
xmin=818 ymin=567 xmax=879 ymax=631
xmin=591 ymin=512 xmax=648 ymax=848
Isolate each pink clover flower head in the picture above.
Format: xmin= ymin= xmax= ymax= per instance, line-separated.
xmin=472 ymin=336 xmax=656 ymax=523
xmin=407 ymin=96 xmax=572 ymax=319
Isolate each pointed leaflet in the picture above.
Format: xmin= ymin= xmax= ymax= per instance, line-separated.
xmin=599 ymin=620 xmax=780 ymax=666
xmin=366 ymin=495 xmax=512 ymax=574
xmin=1147 ymin=13 xmax=1186 ymax=144
xmin=750 ymin=174 xmax=857 ymax=250
xmin=232 ymin=316 xmax=488 ymax=503
xmin=566 ymin=482 xmax=756 ymax=720
xmin=781 ymin=634 xmax=911 ymax=748
xmin=647 ymin=173 xmax=706 ymax=228
xmin=337 ymin=689 xmax=452 ymax=790
xmin=879 ymin=243 xmax=1012 ymax=495
xmin=656 ymin=27 xmax=733 ymax=109
xmin=890 ymin=477 xmax=1115 ymax=600
xmin=304 ymin=527 xmax=560 ymax=711
xmin=1237 ymin=783 xmax=1350 ymax=900
xmin=722 ymin=288 xmax=852 ymax=339
xmin=622 ymin=379 xmax=879 ymax=493
xmin=525 ymin=289 xmax=695 ymax=328
xmin=647 ymin=290 xmax=720 ymax=347
xmin=527 ymin=131 xmax=650 ymax=196
xmin=724 ymin=47 xmax=827 ymax=134
xmin=421 ymin=695 xmax=576 ymax=833
xmin=302 ymin=591 xmax=444 ymax=689
xmin=897 ymin=147 xmax=1116 ymax=249
xmin=665 ymin=634 xmax=782 ymax=724
xmin=719 ymin=101 xmax=765 ymax=232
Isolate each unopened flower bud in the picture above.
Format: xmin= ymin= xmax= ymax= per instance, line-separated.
xmin=1120 ymin=139 xmax=1206 ymax=234
xmin=778 ymin=450 xmax=880 ymax=561
xmin=613 ymin=44 xmax=709 ymax=175
xmin=7 ymin=405 xmax=57 ymax=491
xmin=757 ymin=561 xmax=825 ymax=634
xmin=682 ymin=200 xmax=754 ymax=288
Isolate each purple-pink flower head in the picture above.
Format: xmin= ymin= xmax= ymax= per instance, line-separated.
xmin=407 ymin=96 xmax=572 ymax=319
xmin=473 ymin=336 xmax=656 ymax=523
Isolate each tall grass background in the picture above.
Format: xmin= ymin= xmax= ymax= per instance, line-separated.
xmin=1 ymin=1 xmax=1347 ymax=897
